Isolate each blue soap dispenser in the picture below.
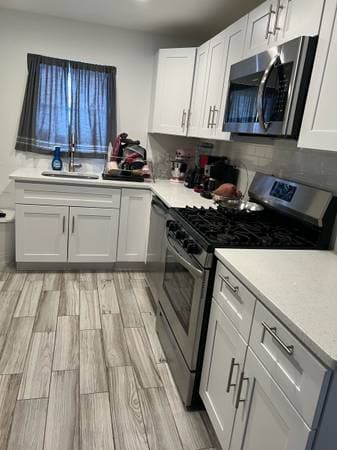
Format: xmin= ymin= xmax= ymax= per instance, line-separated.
xmin=52 ymin=146 xmax=63 ymax=171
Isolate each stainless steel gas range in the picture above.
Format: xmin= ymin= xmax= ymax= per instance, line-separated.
xmin=156 ymin=173 xmax=337 ymax=408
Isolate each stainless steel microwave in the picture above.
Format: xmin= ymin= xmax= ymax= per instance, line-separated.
xmin=223 ymin=36 xmax=317 ymax=138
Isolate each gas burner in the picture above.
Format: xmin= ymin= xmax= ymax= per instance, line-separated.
xmin=170 ymin=205 xmax=319 ymax=251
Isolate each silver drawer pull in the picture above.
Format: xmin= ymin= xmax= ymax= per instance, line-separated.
xmin=222 ymin=276 xmax=239 ymax=294
xmin=226 ymin=357 xmax=239 ymax=393
xmin=235 ymin=371 xmax=249 ymax=409
xmin=262 ymin=322 xmax=294 ymax=356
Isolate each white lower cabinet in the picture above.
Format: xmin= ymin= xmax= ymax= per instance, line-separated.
xmin=15 ymin=182 xmax=152 ymax=265
xmin=200 ymin=299 xmax=247 ymax=449
xmin=117 ymin=189 xmax=152 ymax=262
xmin=68 ymin=207 xmax=119 ymax=263
xmin=16 ymin=204 xmax=69 ymax=263
xmin=230 ymin=349 xmax=315 ymax=450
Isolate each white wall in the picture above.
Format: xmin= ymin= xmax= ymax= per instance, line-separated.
xmin=0 ymin=8 xmax=183 ymax=207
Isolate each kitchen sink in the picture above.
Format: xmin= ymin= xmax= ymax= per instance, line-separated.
xmin=41 ymin=171 xmax=99 ymax=180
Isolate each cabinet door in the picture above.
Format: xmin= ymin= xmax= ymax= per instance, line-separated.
xmin=68 ymin=207 xmax=119 ymax=263
xmin=199 ymin=32 xmax=227 ymax=138
xmin=230 ymin=349 xmax=315 ymax=450
xmin=117 ymin=189 xmax=152 ymax=262
xmin=151 ymin=48 xmax=196 ymax=136
xmin=215 ymin=15 xmax=248 ymax=140
xmin=272 ymin=0 xmax=324 ymax=45
xmin=16 ymin=204 xmax=68 ymax=262
xmin=244 ymin=1 xmax=275 ymax=57
xmin=298 ymin=0 xmax=337 ymax=152
xmin=200 ymin=299 xmax=247 ymax=450
xmin=188 ymin=41 xmax=210 ymax=137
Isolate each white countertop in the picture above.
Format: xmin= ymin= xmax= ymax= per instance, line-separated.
xmin=9 ymin=168 xmax=213 ymax=209
xmin=215 ymin=248 xmax=337 ymax=369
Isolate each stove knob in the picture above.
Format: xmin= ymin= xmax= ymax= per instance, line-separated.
xmin=167 ymin=220 xmax=179 ymax=232
xmin=182 ymin=238 xmax=193 ymax=248
xmin=186 ymin=242 xmax=201 ymax=254
xmin=175 ymin=230 xmax=186 ymax=240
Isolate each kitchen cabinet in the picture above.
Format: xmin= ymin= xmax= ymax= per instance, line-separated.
xmin=198 ymin=31 xmax=227 ymax=138
xmin=200 ymin=299 xmax=247 ymax=449
xmin=243 ymin=0 xmax=324 ymax=58
xmin=271 ymin=0 xmax=324 ymax=45
xmin=117 ymin=189 xmax=152 ymax=262
xmin=298 ymin=0 xmax=337 ymax=152
xmin=244 ymin=1 xmax=275 ymax=57
xmin=215 ymin=15 xmax=248 ymax=140
xmin=150 ymin=48 xmax=196 ymax=136
xmin=230 ymin=349 xmax=315 ymax=450
xmin=188 ymin=41 xmax=210 ymax=137
xmin=188 ymin=16 xmax=247 ymax=140
xmin=16 ymin=204 xmax=69 ymax=262
xmin=68 ymin=207 xmax=119 ymax=263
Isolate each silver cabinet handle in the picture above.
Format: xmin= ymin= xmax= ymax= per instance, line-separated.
xmin=273 ymin=0 xmax=284 ymax=35
xmin=211 ymin=105 xmax=218 ymax=128
xmin=62 ymin=216 xmax=66 ymax=234
xmin=71 ymin=216 xmax=75 ymax=234
xmin=235 ymin=371 xmax=249 ymax=409
xmin=181 ymin=109 xmax=187 ymax=128
xmin=257 ymin=53 xmax=280 ymax=131
xmin=262 ymin=321 xmax=294 ymax=356
xmin=187 ymin=109 xmax=192 ymax=128
xmin=265 ymin=4 xmax=275 ymax=39
xmin=226 ymin=358 xmax=240 ymax=393
xmin=222 ymin=275 xmax=239 ymax=294
xmin=207 ymin=106 xmax=213 ymax=128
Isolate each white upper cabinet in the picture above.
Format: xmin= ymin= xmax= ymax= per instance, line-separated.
xmin=244 ymin=1 xmax=275 ymax=57
xmin=117 ymin=189 xmax=152 ymax=262
xmin=244 ymin=0 xmax=324 ymax=58
xmin=198 ymin=31 xmax=227 ymax=138
xmin=298 ymin=0 xmax=337 ymax=152
xmin=230 ymin=349 xmax=315 ymax=450
xmin=68 ymin=207 xmax=119 ymax=263
xmin=150 ymin=48 xmax=196 ymax=136
xmin=188 ymin=41 xmax=210 ymax=137
xmin=271 ymin=0 xmax=325 ymax=45
xmin=215 ymin=15 xmax=248 ymax=140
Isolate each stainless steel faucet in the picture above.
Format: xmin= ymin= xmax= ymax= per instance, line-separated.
xmin=69 ymin=134 xmax=82 ymax=172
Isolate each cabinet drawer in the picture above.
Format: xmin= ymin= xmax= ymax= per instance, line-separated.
xmin=15 ymin=182 xmax=121 ymax=209
xmin=213 ymin=262 xmax=256 ymax=342
xmin=250 ymin=302 xmax=331 ymax=428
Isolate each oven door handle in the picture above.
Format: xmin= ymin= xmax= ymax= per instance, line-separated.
xmin=166 ymin=235 xmax=203 ymax=279
xmin=257 ymin=54 xmax=280 ymax=131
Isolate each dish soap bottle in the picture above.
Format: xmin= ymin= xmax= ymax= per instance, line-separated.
xmin=52 ymin=146 xmax=63 ymax=171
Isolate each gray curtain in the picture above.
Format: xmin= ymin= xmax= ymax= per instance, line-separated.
xmin=16 ymin=54 xmax=70 ymax=153
xmin=70 ymin=61 xmax=116 ymax=158
xmin=16 ymin=54 xmax=117 ymax=158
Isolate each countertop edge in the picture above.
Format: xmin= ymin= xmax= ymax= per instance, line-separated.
xmin=214 ymin=249 xmax=337 ymax=370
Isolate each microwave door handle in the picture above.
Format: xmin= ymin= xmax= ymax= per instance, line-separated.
xmin=257 ymin=54 xmax=280 ymax=131
xmin=166 ymin=235 xmax=203 ymax=278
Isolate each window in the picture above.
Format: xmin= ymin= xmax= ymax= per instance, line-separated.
xmin=16 ymin=54 xmax=116 ymax=158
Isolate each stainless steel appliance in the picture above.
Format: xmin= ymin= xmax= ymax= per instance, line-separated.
xmin=223 ymin=36 xmax=317 ymax=137
xmin=146 ymin=196 xmax=168 ymax=309
xmin=157 ymin=173 xmax=337 ymax=408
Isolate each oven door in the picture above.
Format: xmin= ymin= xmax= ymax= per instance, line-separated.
xmin=159 ymin=233 xmax=209 ymax=371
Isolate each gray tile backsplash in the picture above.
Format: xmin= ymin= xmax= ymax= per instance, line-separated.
xmin=211 ymin=138 xmax=337 ymax=194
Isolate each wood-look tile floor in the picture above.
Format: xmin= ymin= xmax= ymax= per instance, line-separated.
xmin=0 ymin=269 xmax=218 ymax=450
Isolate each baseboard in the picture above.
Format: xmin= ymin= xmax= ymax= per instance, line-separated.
xmin=16 ymin=261 xmax=147 ymax=271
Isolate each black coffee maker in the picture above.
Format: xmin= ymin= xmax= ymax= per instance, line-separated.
xmin=201 ymin=159 xmax=239 ymax=199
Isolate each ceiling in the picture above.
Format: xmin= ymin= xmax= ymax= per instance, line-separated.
xmin=0 ymin=0 xmax=263 ymax=42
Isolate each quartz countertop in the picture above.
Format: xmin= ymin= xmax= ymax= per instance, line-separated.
xmin=9 ymin=168 xmax=213 ymax=209
xmin=215 ymin=248 xmax=337 ymax=369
